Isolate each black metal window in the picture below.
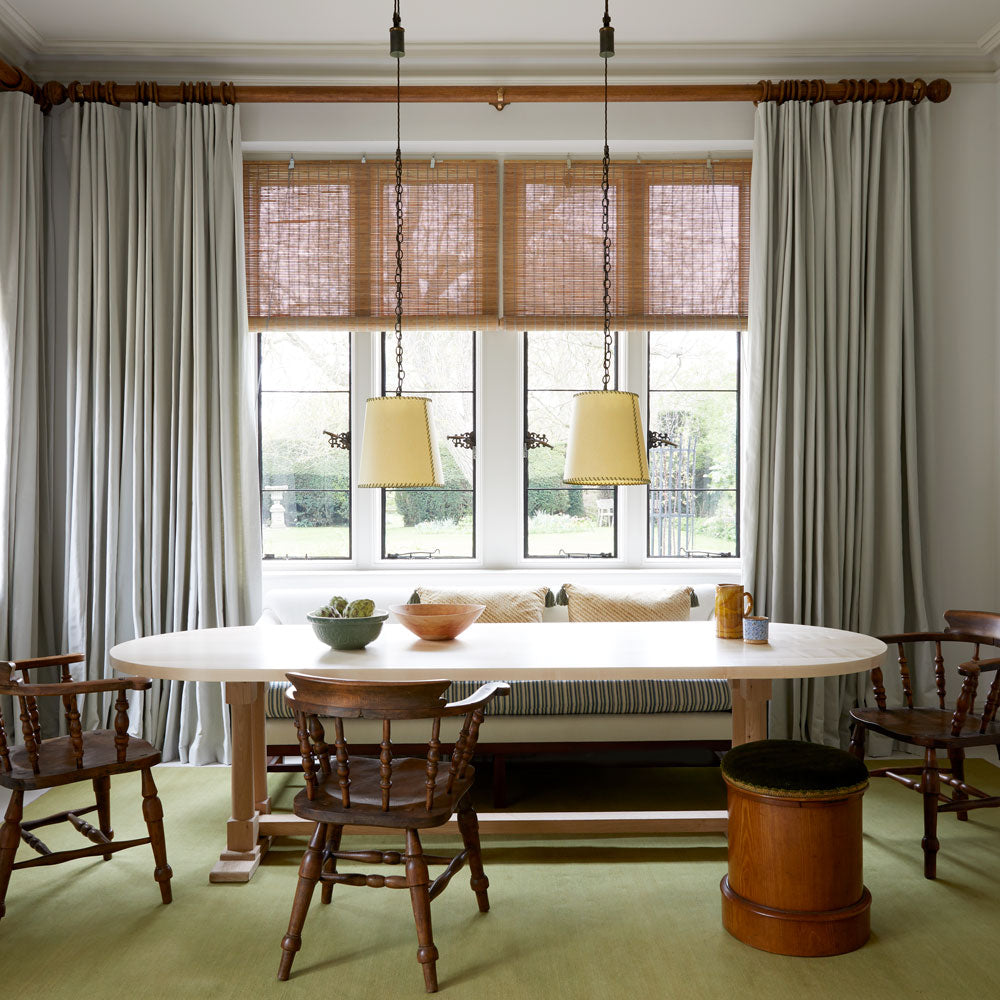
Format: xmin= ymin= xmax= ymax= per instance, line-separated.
xmin=380 ymin=330 xmax=477 ymax=559
xmin=647 ymin=330 xmax=740 ymax=557
xmin=522 ymin=330 xmax=618 ymax=559
xmin=258 ymin=329 xmax=352 ymax=559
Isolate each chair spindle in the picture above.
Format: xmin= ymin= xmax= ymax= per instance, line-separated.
xmin=0 ymin=705 xmax=10 ymax=773
xmin=933 ymin=641 xmax=946 ymax=708
xmin=308 ymin=715 xmax=331 ymax=776
xmin=295 ymin=711 xmax=318 ymax=799
xmin=456 ymin=708 xmax=485 ymax=782
xmin=980 ymin=673 xmax=1000 ymax=733
xmin=62 ymin=694 xmax=85 ymax=768
xmin=113 ymin=689 xmax=131 ymax=763
xmin=425 ymin=717 xmax=441 ymax=810
xmin=872 ymin=662 xmax=888 ymax=712
xmin=950 ymin=669 xmax=979 ymax=737
xmin=897 ymin=644 xmax=914 ymax=708
xmin=333 ymin=717 xmax=351 ymax=807
xmin=379 ymin=720 xmax=393 ymax=810
xmin=446 ymin=712 xmax=474 ymax=794
xmin=18 ymin=697 xmax=40 ymax=772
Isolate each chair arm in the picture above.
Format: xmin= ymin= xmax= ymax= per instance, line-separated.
xmin=440 ymin=682 xmax=511 ymax=715
xmin=959 ymin=658 xmax=1000 ymax=676
xmin=880 ymin=630 xmax=1000 ymax=647
xmin=4 ymin=653 xmax=86 ymax=674
xmin=0 ymin=675 xmax=152 ymax=698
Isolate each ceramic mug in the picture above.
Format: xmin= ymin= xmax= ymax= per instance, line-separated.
xmin=743 ymin=615 xmax=770 ymax=644
xmin=715 ymin=584 xmax=754 ymax=639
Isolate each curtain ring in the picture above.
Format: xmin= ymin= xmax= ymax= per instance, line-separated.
xmin=910 ymin=78 xmax=926 ymax=105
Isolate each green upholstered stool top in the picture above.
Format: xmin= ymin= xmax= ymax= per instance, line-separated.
xmin=721 ymin=739 xmax=869 ymax=798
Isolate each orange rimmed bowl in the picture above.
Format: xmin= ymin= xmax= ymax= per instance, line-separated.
xmin=389 ymin=603 xmax=486 ymax=641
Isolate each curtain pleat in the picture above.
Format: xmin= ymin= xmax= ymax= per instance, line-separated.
xmin=0 ymin=92 xmax=54 ymax=735
xmin=744 ymin=99 xmax=931 ymax=747
xmin=47 ymin=100 xmax=261 ymax=763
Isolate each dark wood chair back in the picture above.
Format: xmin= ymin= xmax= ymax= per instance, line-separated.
xmin=851 ymin=611 xmax=1000 ymax=879
xmin=284 ymin=674 xmax=509 ymax=810
xmin=0 ymin=654 xmax=172 ymax=919
xmin=875 ymin=612 xmax=1000 ymax=735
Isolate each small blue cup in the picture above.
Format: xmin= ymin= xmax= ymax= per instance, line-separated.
xmin=743 ymin=616 xmax=770 ymax=644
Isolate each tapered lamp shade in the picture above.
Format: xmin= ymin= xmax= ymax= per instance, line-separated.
xmin=563 ymin=390 xmax=650 ymax=486
xmin=358 ymin=396 xmax=444 ymax=488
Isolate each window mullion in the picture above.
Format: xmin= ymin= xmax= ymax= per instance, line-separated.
xmin=352 ymin=329 xmax=379 ymax=568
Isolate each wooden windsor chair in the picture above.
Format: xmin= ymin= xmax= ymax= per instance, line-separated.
xmin=0 ymin=653 xmax=172 ymax=918
xmin=848 ymin=610 xmax=1000 ymax=879
xmin=277 ymin=674 xmax=509 ymax=992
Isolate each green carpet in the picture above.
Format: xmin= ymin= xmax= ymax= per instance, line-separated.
xmin=4 ymin=760 xmax=1000 ymax=1000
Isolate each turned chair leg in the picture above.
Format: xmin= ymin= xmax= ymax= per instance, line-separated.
xmin=405 ymin=828 xmax=439 ymax=993
xmin=457 ymin=796 xmax=490 ymax=913
xmin=94 ymin=775 xmax=114 ymax=860
xmin=140 ymin=769 xmax=173 ymax=903
xmin=947 ymin=748 xmax=969 ymax=821
xmin=0 ymin=789 xmax=23 ymax=921
xmin=320 ymin=824 xmax=343 ymax=905
xmin=921 ymin=749 xmax=941 ymax=880
xmin=848 ymin=723 xmax=866 ymax=761
xmin=278 ymin=823 xmax=327 ymax=982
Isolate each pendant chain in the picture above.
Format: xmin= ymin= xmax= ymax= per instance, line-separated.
xmin=601 ymin=54 xmax=612 ymax=391
xmin=393 ymin=7 xmax=405 ymax=397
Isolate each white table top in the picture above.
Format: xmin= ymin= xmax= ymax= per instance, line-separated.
xmin=109 ymin=621 xmax=886 ymax=684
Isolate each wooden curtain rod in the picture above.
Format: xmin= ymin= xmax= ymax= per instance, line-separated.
xmin=1 ymin=61 xmax=951 ymax=112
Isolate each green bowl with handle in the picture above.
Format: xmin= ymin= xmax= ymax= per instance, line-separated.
xmin=306 ymin=610 xmax=389 ymax=650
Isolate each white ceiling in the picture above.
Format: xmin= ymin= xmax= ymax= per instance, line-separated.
xmin=2 ymin=0 xmax=999 ymax=80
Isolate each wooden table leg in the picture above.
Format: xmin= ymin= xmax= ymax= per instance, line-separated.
xmin=730 ymin=679 xmax=772 ymax=746
xmin=210 ymin=681 xmax=269 ymax=883
xmin=252 ymin=686 xmax=271 ymax=815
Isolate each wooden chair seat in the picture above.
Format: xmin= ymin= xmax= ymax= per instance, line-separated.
xmin=0 ymin=654 xmax=173 ymax=920
xmin=293 ymin=757 xmax=474 ymax=828
xmin=4 ymin=731 xmax=161 ymax=790
xmin=276 ymin=674 xmax=509 ymax=992
xmin=848 ymin=610 xmax=1000 ymax=879
xmin=850 ymin=707 xmax=1000 ymax=749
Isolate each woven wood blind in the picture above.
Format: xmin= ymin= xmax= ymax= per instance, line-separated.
xmin=502 ymin=159 xmax=750 ymax=329
xmin=244 ymin=160 xmax=499 ymax=329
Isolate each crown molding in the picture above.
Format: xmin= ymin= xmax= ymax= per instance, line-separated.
xmin=0 ymin=0 xmax=41 ymax=64
xmin=979 ymin=19 xmax=1000 ymax=68
xmin=22 ymin=39 xmax=999 ymax=85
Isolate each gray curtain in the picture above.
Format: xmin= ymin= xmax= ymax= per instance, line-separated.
xmin=0 ymin=92 xmax=55 ymax=735
xmin=744 ymin=98 xmax=931 ymax=746
xmin=45 ymin=100 xmax=261 ymax=763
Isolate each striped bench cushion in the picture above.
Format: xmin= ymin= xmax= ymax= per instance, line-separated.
xmin=266 ymin=678 xmax=732 ymax=720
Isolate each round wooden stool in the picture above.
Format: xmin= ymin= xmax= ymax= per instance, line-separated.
xmin=720 ymin=739 xmax=871 ymax=957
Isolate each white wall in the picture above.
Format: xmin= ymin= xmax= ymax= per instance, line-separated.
xmin=924 ymin=81 xmax=1000 ymax=620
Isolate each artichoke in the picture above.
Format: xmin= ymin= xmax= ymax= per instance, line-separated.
xmin=345 ymin=598 xmax=375 ymax=618
xmin=329 ymin=595 xmax=348 ymax=615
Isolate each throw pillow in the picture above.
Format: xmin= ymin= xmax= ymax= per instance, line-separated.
xmin=412 ymin=586 xmax=550 ymax=623
xmin=561 ymin=584 xmax=692 ymax=623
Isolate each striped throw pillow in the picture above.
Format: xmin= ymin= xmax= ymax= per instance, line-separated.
xmin=413 ymin=586 xmax=549 ymax=623
xmin=562 ymin=584 xmax=691 ymax=623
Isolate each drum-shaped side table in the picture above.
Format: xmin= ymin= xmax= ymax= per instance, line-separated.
xmin=720 ymin=739 xmax=872 ymax=957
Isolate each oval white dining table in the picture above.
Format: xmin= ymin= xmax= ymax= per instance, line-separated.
xmin=111 ymin=620 xmax=885 ymax=883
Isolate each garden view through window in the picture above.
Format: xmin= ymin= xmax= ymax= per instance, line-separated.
xmin=259 ymin=328 xmax=351 ymax=559
xmin=381 ymin=330 xmax=476 ymax=559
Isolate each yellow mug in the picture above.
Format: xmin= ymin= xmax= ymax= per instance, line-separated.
xmin=715 ymin=584 xmax=754 ymax=639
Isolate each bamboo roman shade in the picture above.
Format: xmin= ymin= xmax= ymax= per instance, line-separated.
xmin=244 ymin=160 xmax=499 ymax=328
xmin=502 ymin=159 xmax=750 ymax=329
xmin=244 ymin=158 xmax=748 ymax=331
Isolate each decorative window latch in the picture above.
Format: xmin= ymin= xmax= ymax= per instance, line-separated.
xmin=447 ymin=431 xmax=476 ymax=450
xmin=524 ymin=431 xmax=553 ymax=451
xmin=647 ymin=430 xmax=677 ymax=449
xmin=323 ymin=430 xmax=351 ymax=450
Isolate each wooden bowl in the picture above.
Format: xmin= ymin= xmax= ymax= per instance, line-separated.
xmin=389 ymin=603 xmax=486 ymax=641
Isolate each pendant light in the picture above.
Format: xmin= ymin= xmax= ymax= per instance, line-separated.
xmin=358 ymin=1 xmax=444 ymax=488
xmin=563 ymin=1 xmax=650 ymax=487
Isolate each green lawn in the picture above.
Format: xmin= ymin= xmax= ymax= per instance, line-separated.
xmin=264 ymin=521 xmax=733 ymax=559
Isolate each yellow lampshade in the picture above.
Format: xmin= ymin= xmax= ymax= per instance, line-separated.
xmin=358 ymin=396 xmax=444 ymax=488
xmin=563 ymin=390 xmax=650 ymax=486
